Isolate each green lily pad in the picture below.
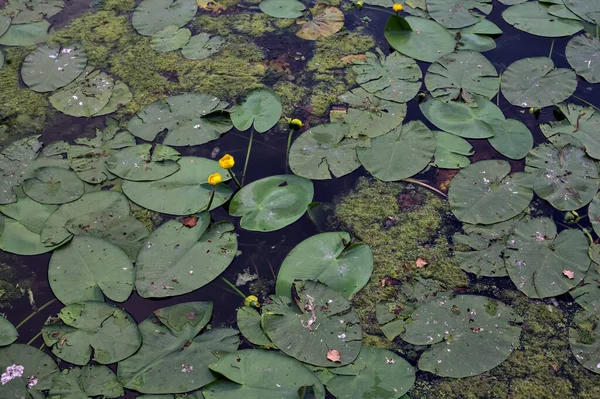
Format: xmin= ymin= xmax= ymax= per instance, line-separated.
xmin=525 ymin=144 xmax=597 ymax=211
xmin=236 ymin=307 xmax=274 ymax=348
xmin=40 ymin=190 xmax=131 ymax=246
xmin=566 ymin=34 xmax=600 ymax=84
xmin=181 ymin=33 xmax=225 ymax=60
xmin=3 ymin=0 xmax=64 ymax=24
xmin=106 ymin=144 xmax=181 ymax=181
xmin=419 ymin=95 xmax=504 ymax=139
xmin=357 ymin=120 xmax=436 ymax=181
xmin=67 ymin=118 xmax=136 ymax=184
xmin=487 ymin=119 xmax=533 ymax=160
xmin=401 ymin=295 xmax=522 ymax=377
xmin=151 ymin=25 xmax=191 ymax=53
xmin=49 ymin=236 xmax=134 ymax=304
xmin=502 ymin=2 xmax=583 ymax=37
xmin=122 ymin=157 xmax=232 ymax=215
xmin=136 ymin=216 xmax=237 ymax=298
xmin=49 ymin=365 xmax=124 ymax=399
xmin=0 ymin=344 xmax=58 ymax=398
xmin=352 ymin=48 xmax=422 ymax=103
xmin=0 ymin=20 xmax=50 ymax=46
xmin=589 ymin=193 xmax=600 ymax=237
xmin=259 ymin=0 xmax=305 ymax=18
xmin=336 ymin=88 xmax=407 ymax=139
xmin=450 ymin=20 xmax=503 ymax=52
xmin=504 ymin=217 xmax=591 ymax=298
xmin=203 ymin=350 xmax=326 ymax=399
xmin=0 ymin=51 xmax=4 ymax=70
xmin=127 ymin=93 xmax=232 ymax=145
xmin=22 ymin=167 xmax=84 ymax=204
xmin=229 ymin=174 xmax=313 ymax=232
xmin=0 ymin=317 xmax=17 ymax=346
xmin=448 ymin=160 xmax=533 ymax=225
xmin=569 ymin=309 xmax=600 ymax=374
xmin=276 ymin=232 xmax=373 ymax=299
xmin=564 ymin=0 xmax=600 ymax=23
xmin=132 ymin=0 xmax=198 ymax=36
xmin=262 ymin=281 xmax=362 ymax=367
xmin=21 ymin=44 xmax=87 ymax=93
xmin=288 ymin=123 xmax=361 ymax=180
xmin=49 ymin=69 xmax=115 ymax=117
xmin=569 ymin=262 xmax=600 ymax=313
xmin=384 ymin=16 xmax=455 ymax=63
xmin=326 ymin=347 xmax=415 ymax=399
xmin=94 ymin=79 xmax=133 ymax=116
xmin=42 ymin=301 xmax=142 ymax=365
xmin=431 ymin=131 xmax=473 ymax=169
xmin=296 ymin=5 xmax=344 ymax=40
xmin=427 ymin=0 xmax=492 ymax=29
xmin=117 ymin=302 xmax=240 ymax=393
xmin=0 ymin=14 xmax=10 ymax=37
xmin=425 ymin=51 xmax=499 ymax=103
xmin=230 ymin=89 xmax=282 ymax=133
xmin=501 ymin=57 xmax=577 ymax=108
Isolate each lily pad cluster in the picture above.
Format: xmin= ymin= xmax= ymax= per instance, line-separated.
xmin=0 ymin=0 xmax=64 ymax=46
xmin=260 ymin=1 xmax=344 ymax=40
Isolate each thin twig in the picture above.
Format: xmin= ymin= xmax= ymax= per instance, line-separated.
xmin=572 ymin=95 xmax=600 ymax=111
xmin=242 ymin=127 xmax=254 ymax=185
xmin=549 ymin=39 xmax=555 ymax=58
xmin=220 ymin=277 xmax=246 ymax=299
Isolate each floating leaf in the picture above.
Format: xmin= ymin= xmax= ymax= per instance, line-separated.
xmin=288 ymin=123 xmax=361 ymax=180
xmin=106 ymin=144 xmax=181 ymax=181
xmin=504 ymin=217 xmax=591 ymax=298
xmin=151 ymin=25 xmax=191 ymax=53
xmin=135 ymin=216 xmax=237 ymax=298
xmin=122 ymin=157 xmax=232 ymax=215
xmin=357 ymin=120 xmax=436 ymax=181
xmin=262 ymin=281 xmax=362 ymax=367
xmin=588 ymin=193 xmax=600 ymax=237
xmin=203 ymin=350 xmax=326 ymax=399
xmin=296 ymin=6 xmax=344 ymax=41
xmin=132 ymin=0 xmax=198 ymax=36
xmin=0 ymin=20 xmax=50 ymax=46
xmin=502 ymin=2 xmax=583 ymax=37
xmin=236 ymin=307 xmax=274 ymax=347
xmin=0 ymin=317 xmax=17 ymax=346
xmin=127 ymin=93 xmax=232 ymax=145
xmin=49 ymin=365 xmax=124 ymax=399
xmin=569 ymin=309 xmax=600 ymax=375
xmin=42 ymin=301 xmax=142 ymax=365
xmin=425 ymin=51 xmax=499 ymax=102
xmin=566 ymin=34 xmax=600 ymax=83
xmin=401 ymin=295 xmax=521 ymax=377
xmin=3 ymin=0 xmax=64 ymax=24
xmin=570 ymin=262 xmax=600 ymax=313
xmin=0 ymin=344 xmax=58 ymax=398
xmin=431 ymin=131 xmax=473 ymax=169
xmin=22 ymin=167 xmax=85 ymax=204
xmin=449 ymin=160 xmax=533 ymax=224
xmin=427 ymin=0 xmax=492 ymax=29
xmin=181 ymin=33 xmax=225 ymax=60
xmin=0 ymin=14 xmax=10 ymax=37
xmin=276 ymin=232 xmax=373 ymax=299
xmin=259 ymin=0 xmax=305 ymax=18
xmin=229 ymin=174 xmax=313 ymax=232
xmin=49 ymin=69 xmax=115 ymax=117
xmin=21 ymin=44 xmax=87 ymax=93
xmin=487 ymin=119 xmax=533 ymax=160
xmin=117 ymin=302 xmax=240 ymax=393
xmin=384 ymin=16 xmax=455 ymax=63
xmin=230 ymin=88 xmax=282 ymax=133
xmin=525 ymin=144 xmax=597 ymax=211
xmin=501 ymin=57 xmax=577 ymax=108
xmin=563 ymin=0 xmax=600 ymax=23
xmin=450 ymin=19 xmax=502 ymax=52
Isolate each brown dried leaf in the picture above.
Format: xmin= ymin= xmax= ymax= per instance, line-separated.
xmin=340 ymin=54 xmax=367 ymax=64
xmin=181 ymin=216 xmax=198 ymax=228
xmin=326 ymin=349 xmax=341 ymax=363
xmin=562 ymin=269 xmax=575 ymax=279
xmin=416 ymin=257 xmax=428 ymax=268
xmin=297 ymin=6 xmax=344 ymax=41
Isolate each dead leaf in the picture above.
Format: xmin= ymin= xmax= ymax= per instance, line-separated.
xmin=181 ymin=216 xmax=198 ymax=228
xmin=416 ymin=257 xmax=428 ymax=268
xmin=340 ymin=54 xmax=367 ymax=64
xmin=196 ymin=0 xmax=228 ymax=13
xmin=297 ymin=6 xmax=344 ymax=41
xmin=326 ymin=349 xmax=341 ymax=363
xmin=562 ymin=270 xmax=575 ymax=279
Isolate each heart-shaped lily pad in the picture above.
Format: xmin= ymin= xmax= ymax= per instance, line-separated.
xmin=21 ymin=44 xmax=87 ymax=93
xmin=487 ymin=119 xmax=533 ymax=160
xmin=132 ymin=0 xmax=198 ymax=36
xmin=181 ymin=33 xmax=225 ymax=60
xmin=502 ymin=2 xmax=583 ymax=37
xmin=150 ymin=25 xmax=191 ymax=53
xmin=49 ymin=69 xmax=115 ymax=117
xmin=22 ymin=167 xmax=85 ymax=204
xmin=259 ymin=0 xmax=305 ymax=18
xmin=0 ymin=20 xmax=50 ymax=46
xmin=3 ymin=0 xmax=64 ymax=24
xmin=566 ymin=34 xmax=600 ymax=83
xmin=230 ymin=88 xmax=282 ymax=133
xmin=432 ymin=131 xmax=474 ymax=169
xmin=450 ymin=19 xmax=503 ymax=52
xmin=0 ymin=344 xmax=58 ymax=398
xmin=106 ymin=144 xmax=181 ymax=181
xmin=427 ymin=0 xmax=492 ymax=29
xmin=569 ymin=309 xmax=600 ymax=374
xmin=0 ymin=317 xmax=17 ymax=346
xmin=236 ymin=307 xmax=274 ymax=348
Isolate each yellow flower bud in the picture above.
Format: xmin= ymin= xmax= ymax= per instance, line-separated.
xmin=207 ymin=173 xmax=222 ymax=186
xmin=244 ymin=295 xmax=260 ymax=308
xmin=356 ymin=0 xmax=364 ymax=9
xmin=289 ymin=118 xmax=303 ymax=130
xmin=392 ymin=3 xmax=403 ymax=12
xmin=218 ymin=154 xmax=235 ymax=169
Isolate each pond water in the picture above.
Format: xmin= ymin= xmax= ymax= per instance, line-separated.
xmin=2 ymin=0 xmax=600 ymax=398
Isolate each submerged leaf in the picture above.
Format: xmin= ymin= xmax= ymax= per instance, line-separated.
xmin=296 ymin=6 xmax=344 ymax=40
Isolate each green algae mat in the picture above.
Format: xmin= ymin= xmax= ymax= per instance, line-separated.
xmin=1 ymin=0 xmax=600 ymax=398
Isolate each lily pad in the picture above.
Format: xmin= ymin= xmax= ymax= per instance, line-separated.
xmin=326 ymin=347 xmax=415 ymax=399
xmin=487 ymin=119 xmax=533 ymax=160
xmin=352 ymin=48 xmax=422 ymax=103
xmin=151 ymin=25 xmax=191 ymax=53
xmin=21 ymin=44 xmax=87 ymax=93
xmin=384 ymin=16 xmax=455 ymax=63
xmin=427 ymin=0 xmax=492 ymax=29
xmin=236 ymin=307 xmax=273 ymax=348
xmin=230 ymin=89 xmax=282 ymax=133
xmin=357 ymin=120 xmax=436 ymax=181
xmin=262 ymin=281 xmax=362 ymax=367
xmin=504 ymin=217 xmax=591 ymax=298
xmin=288 ymin=123 xmax=361 ymax=180
xmin=448 ymin=160 xmax=533 ymax=224
xmin=276 ymin=232 xmax=373 ymax=299
xmin=49 ymin=69 xmax=115 ymax=117
xmin=425 ymin=51 xmax=499 ymax=103
xmin=106 ymin=144 xmax=181 ymax=181
xmin=229 ymin=174 xmax=313 ymax=232
xmin=501 ymin=57 xmax=577 ymax=108
xmin=127 ymin=93 xmax=232 ymax=145
xmin=49 ymin=236 xmax=134 ymax=305
xmin=135 ymin=216 xmax=237 ymax=298
xmin=203 ymin=350 xmax=326 ymax=399
xmin=0 ymin=14 xmax=10 ymax=37
xmin=94 ymin=79 xmax=133 ymax=116
xmin=564 ymin=0 xmax=600 ymax=23
xmin=419 ymin=95 xmax=504 ymax=139
xmin=0 ymin=317 xmax=17 ymax=346
xmin=181 ymin=33 xmax=225 ymax=60
xmin=122 ymin=157 xmax=232 ymax=215
xmin=401 ymin=295 xmax=522 ymax=377
xmin=0 ymin=20 xmax=50 ymax=46
xmin=589 ymin=194 xmax=600 ymax=237
xmin=296 ymin=6 xmax=344 ymax=41
xmin=569 ymin=262 xmax=600 ymax=313
xmin=117 ymin=302 xmax=240 ymax=393
xmin=569 ymin=309 xmax=600 ymax=375
xmin=450 ymin=19 xmax=503 ymax=52
xmin=502 ymin=2 xmax=583 ymax=37
xmin=3 ymin=0 xmax=64 ymax=24
xmin=259 ymin=0 xmax=305 ymax=19
xmin=0 ymin=344 xmax=58 ymax=398
xmin=42 ymin=301 xmax=142 ymax=365
xmin=49 ymin=365 xmax=124 ymax=399
xmin=431 ymin=131 xmax=474 ymax=169
xmin=525 ymin=144 xmax=597 ymax=211
xmin=566 ymin=34 xmax=600 ymax=83
xmin=22 ymin=167 xmax=84 ymax=204
xmin=132 ymin=0 xmax=198 ymax=36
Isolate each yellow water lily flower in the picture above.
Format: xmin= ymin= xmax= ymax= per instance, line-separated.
xmin=244 ymin=295 xmax=260 ymax=308
xmin=208 ymin=173 xmax=222 ymax=185
xmin=392 ymin=3 xmax=403 ymax=12
xmin=218 ymin=154 xmax=235 ymax=169
xmin=289 ymin=118 xmax=303 ymax=130
xmin=356 ymin=0 xmax=364 ymax=9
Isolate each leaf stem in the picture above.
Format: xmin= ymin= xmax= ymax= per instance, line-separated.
xmin=220 ymin=277 xmax=246 ymax=299
xmin=229 ymin=170 xmax=242 ymax=189
xmin=242 ymin=126 xmax=254 ymax=185
xmin=549 ymin=39 xmax=555 ymax=58
xmin=362 ymin=5 xmax=396 ymax=15
xmin=206 ymin=186 xmax=216 ymax=212
xmin=496 ymin=74 xmax=502 ymax=106
xmin=285 ymin=128 xmax=294 ymax=173
xmin=27 ymin=331 xmax=42 ymax=346
xmin=402 ymin=178 xmax=447 ymax=198
xmin=572 ymin=95 xmax=600 ymax=111
xmin=15 ymin=298 xmax=57 ymax=330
